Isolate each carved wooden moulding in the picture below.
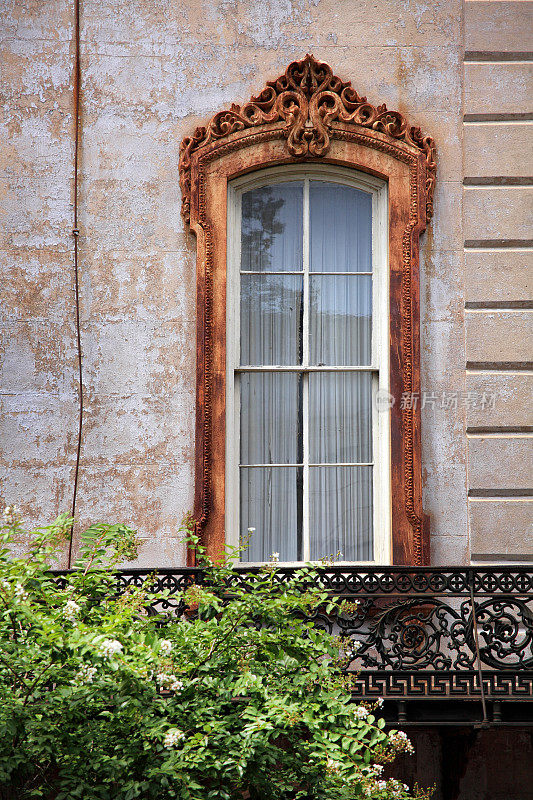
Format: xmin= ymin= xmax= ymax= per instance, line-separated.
xmin=179 ymin=54 xmax=435 ymax=566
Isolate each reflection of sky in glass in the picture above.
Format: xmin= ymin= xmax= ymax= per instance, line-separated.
xmin=241 ymin=183 xmax=303 ymax=271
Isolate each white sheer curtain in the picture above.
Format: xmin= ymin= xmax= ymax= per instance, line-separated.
xmin=238 ymin=178 xmax=374 ymax=562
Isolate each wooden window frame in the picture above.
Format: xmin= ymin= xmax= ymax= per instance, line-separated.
xmin=179 ymin=54 xmax=436 ymax=567
xmin=226 ymin=166 xmax=390 ymax=565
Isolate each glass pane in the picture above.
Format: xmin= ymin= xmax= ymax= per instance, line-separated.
xmin=241 ymin=274 xmax=303 ymax=365
xmin=310 ymin=181 xmax=372 ymax=273
xmin=309 ymin=372 xmax=372 ymax=464
xmin=241 ymin=183 xmax=303 ymax=272
xmin=240 ymin=373 xmax=302 ymax=465
xmin=240 ymin=467 xmax=302 ymax=562
xmin=310 ymin=275 xmax=372 ymax=365
xmin=309 ymin=466 xmax=373 ymax=561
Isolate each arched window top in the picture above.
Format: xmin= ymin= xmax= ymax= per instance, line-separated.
xmin=179 ymin=53 xmax=436 ymax=225
xmin=179 ymin=55 xmax=436 ymax=566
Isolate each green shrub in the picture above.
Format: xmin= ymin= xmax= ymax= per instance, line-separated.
xmin=0 ymin=508 xmax=430 ymax=800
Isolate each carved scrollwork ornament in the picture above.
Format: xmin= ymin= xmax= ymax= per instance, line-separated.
xmin=179 ymin=53 xmax=436 ymax=224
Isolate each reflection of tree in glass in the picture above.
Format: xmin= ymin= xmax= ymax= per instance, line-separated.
xmin=241 ymin=187 xmax=286 ymax=271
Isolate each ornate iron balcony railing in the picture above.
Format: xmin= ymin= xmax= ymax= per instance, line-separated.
xmin=53 ymin=566 xmax=533 ymax=724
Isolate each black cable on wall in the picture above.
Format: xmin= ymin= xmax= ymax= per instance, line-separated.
xmin=68 ymin=0 xmax=83 ymax=567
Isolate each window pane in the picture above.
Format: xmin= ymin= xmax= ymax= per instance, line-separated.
xmin=310 ymin=181 xmax=372 ymax=273
xmin=310 ymin=275 xmax=372 ymax=365
xmin=240 ymin=467 xmax=301 ymax=562
xmin=240 ymin=373 xmax=302 ymax=465
xmin=309 ymin=466 xmax=373 ymax=561
xmin=309 ymin=372 xmax=372 ymax=464
xmin=241 ymin=183 xmax=303 ymax=272
xmin=241 ymin=274 xmax=303 ymax=365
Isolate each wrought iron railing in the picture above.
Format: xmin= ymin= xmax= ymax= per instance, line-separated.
xmin=53 ymin=566 xmax=533 ymax=717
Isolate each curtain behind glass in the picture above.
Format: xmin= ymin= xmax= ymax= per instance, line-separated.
xmin=310 ymin=182 xmax=372 ymax=272
xmin=310 ymin=275 xmax=372 ymax=365
xmin=309 ymin=466 xmax=373 ymax=560
xmin=238 ymin=178 xmax=375 ymax=562
xmin=240 ymin=374 xmax=302 ymax=561
xmin=240 ymin=182 xmax=303 ymax=561
xmin=309 ymin=373 xmax=372 ymax=464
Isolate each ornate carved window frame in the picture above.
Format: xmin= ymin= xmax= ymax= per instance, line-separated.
xmin=179 ymin=54 xmax=436 ymax=567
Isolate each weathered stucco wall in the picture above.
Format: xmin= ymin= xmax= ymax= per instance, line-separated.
xmin=0 ymin=0 xmax=530 ymax=565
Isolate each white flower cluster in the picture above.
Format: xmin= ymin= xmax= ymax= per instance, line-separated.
xmin=0 ymin=580 xmax=29 ymax=602
xmin=363 ymin=778 xmax=401 ymax=798
xmin=100 ymin=639 xmax=123 ymax=658
xmin=63 ymin=599 xmax=81 ymax=621
xmin=388 ymin=730 xmax=414 ymax=754
xmin=365 ymin=764 xmax=384 ymax=778
xmin=157 ymin=673 xmax=184 ymax=693
xmin=163 ymin=728 xmax=185 ymax=748
xmin=14 ymin=582 xmax=28 ymax=602
xmin=159 ymin=638 xmax=173 ymax=655
xmin=388 ymin=778 xmax=410 ymax=798
xmin=374 ymin=696 xmax=384 ymax=708
xmin=74 ymin=664 xmax=97 ymax=684
xmin=353 ymin=704 xmax=369 ymax=720
xmin=325 ymin=755 xmax=341 ymax=775
xmin=269 ymin=552 xmax=280 ymax=563
xmin=345 ymin=639 xmax=361 ymax=660
xmin=3 ymin=505 xmax=19 ymax=525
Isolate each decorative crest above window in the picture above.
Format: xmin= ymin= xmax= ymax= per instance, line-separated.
xmin=179 ymin=53 xmax=436 ymax=224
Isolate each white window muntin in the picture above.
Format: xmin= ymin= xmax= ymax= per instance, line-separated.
xmin=226 ymin=164 xmax=390 ymax=564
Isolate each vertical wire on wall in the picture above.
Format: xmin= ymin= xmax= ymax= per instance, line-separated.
xmin=68 ymin=0 xmax=83 ymax=567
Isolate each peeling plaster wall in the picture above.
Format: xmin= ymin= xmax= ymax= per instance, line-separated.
xmin=2 ymin=0 xmax=522 ymax=567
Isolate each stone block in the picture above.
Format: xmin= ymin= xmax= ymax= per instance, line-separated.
xmin=0 ymin=321 xmax=75 ymax=395
xmin=468 ymin=434 xmax=533 ymax=490
xmin=70 ymin=461 xmax=194 ymax=566
xmin=465 ymin=1 xmax=533 ymax=54
xmin=78 ymin=247 xmax=196 ymax=324
xmin=464 ymin=63 xmax=533 ymax=116
xmin=464 ymin=122 xmax=533 ymax=178
xmin=466 ymin=372 xmax=533 ymax=429
xmin=465 ymin=249 xmax=532 ymax=302
xmin=0 ymin=393 xmax=76 ymax=467
xmin=464 ymin=187 xmax=533 ymax=242
xmin=469 ymin=499 xmax=533 ymax=557
xmin=466 ymin=310 xmax=533 ymax=364
xmin=80 ymin=392 xmax=194 ymax=467
xmin=80 ymin=318 xmax=196 ymax=399
xmin=0 ymin=248 xmax=74 ymax=324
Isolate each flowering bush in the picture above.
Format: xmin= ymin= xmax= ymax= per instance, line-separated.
xmin=0 ymin=510 xmax=431 ymax=800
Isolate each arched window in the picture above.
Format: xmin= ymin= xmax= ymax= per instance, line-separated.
xmin=179 ymin=55 xmax=436 ymax=566
xmin=226 ymin=166 xmax=389 ymax=563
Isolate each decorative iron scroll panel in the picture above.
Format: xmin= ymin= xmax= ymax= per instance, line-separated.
xmin=52 ymin=567 xmax=533 ymax=700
